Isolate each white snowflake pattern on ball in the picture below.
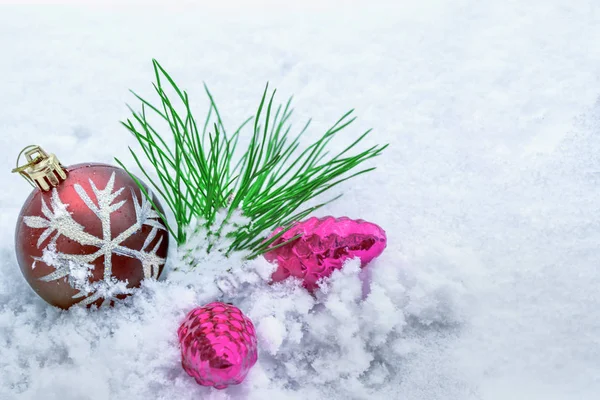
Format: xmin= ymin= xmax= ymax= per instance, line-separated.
xmin=23 ymin=172 xmax=166 ymax=307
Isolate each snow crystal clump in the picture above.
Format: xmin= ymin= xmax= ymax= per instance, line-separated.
xmin=163 ymin=223 xmax=469 ymax=398
xmin=0 ymin=196 xmax=469 ymax=400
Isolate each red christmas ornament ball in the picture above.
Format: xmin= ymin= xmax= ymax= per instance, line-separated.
xmin=14 ymin=162 xmax=169 ymax=309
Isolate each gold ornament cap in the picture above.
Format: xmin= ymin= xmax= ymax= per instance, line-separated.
xmin=12 ymin=145 xmax=68 ymax=191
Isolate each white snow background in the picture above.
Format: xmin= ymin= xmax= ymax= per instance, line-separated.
xmin=1 ymin=1 xmax=600 ymax=399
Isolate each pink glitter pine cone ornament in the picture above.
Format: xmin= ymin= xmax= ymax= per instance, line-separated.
xmin=264 ymin=216 xmax=387 ymax=292
xmin=177 ymin=302 xmax=258 ymax=390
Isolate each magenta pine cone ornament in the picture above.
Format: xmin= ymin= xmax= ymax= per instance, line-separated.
xmin=177 ymin=302 xmax=258 ymax=389
xmin=264 ymin=216 xmax=387 ymax=292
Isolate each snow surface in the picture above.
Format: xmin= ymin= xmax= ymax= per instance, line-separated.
xmin=1 ymin=1 xmax=600 ymax=399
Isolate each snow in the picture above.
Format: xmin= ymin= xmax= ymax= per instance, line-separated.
xmin=1 ymin=1 xmax=600 ymax=399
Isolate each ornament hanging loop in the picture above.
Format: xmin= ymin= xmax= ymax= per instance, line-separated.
xmin=12 ymin=145 xmax=68 ymax=191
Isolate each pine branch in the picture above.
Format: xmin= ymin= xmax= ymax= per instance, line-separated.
xmin=116 ymin=59 xmax=388 ymax=262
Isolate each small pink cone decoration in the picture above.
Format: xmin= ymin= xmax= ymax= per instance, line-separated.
xmin=264 ymin=216 xmax=387 ymax=292
xmin=177 ymin=302 xmax=258 ymax=389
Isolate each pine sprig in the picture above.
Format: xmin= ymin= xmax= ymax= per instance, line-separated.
xmin=116 ymin=59 xmax=388 ymax=261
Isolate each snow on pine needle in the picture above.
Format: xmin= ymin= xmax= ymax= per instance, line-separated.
xmin=117 ymin=59 xmax=388 ymax=261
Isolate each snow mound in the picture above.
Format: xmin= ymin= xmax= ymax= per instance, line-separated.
xmin=0 ymin=222 xmax=468 ymax=399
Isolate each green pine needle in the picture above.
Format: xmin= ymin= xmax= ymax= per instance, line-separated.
xmin=116 ymin=59 xmax=388 ymax=260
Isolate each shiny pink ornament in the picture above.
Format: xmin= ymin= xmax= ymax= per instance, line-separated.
xmin=177 ymin=302 xmax=258 ymax=389
xmin=264 ymin=216 xmax=387 ymax=292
